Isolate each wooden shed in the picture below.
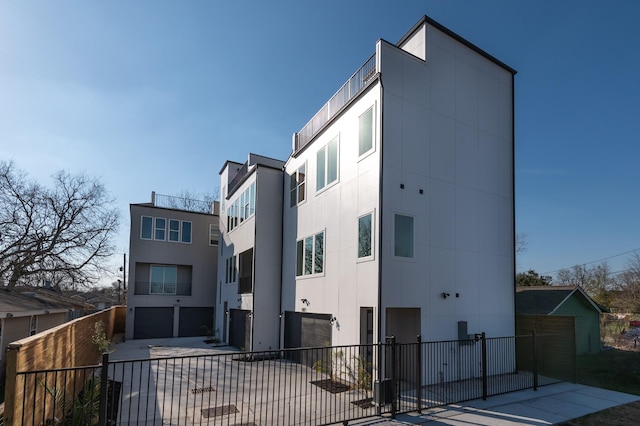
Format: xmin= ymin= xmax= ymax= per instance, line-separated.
xmin=516 ymin=285 xmax=602 ymax=355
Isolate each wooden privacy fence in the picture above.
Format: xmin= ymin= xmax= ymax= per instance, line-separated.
xmin=3 ymin=306 xmax=126 ymax=425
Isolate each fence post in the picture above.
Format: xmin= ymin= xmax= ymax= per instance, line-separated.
xmin=387 ymin=336 xmax=397 ymax=419
xmin=532 ymin=330 xmax=538 ymax=391
xmin=416 ymin=335 xmax=422 ymax=412
xmin=481 ymin=332 xmax=487 ymax=401
xmin=98 ymin=352 xmax=109 ymax=426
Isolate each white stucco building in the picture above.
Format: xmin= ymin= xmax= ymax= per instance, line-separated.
xmin=218 ymin=16 xmax=515 ymax=356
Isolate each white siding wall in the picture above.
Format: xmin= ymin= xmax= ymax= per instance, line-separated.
xmin=379 ymin=24 xmax=514 ymax=341
xmin=282 ymin=85 xmax=382 ymax=347
xmin=252 ymin=168 xmax=284 ymax=350
xmin=217 ymin=164 xmax=284 ymax=351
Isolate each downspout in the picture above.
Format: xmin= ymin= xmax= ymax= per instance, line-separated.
xmin=278 ymin=166 xmax=285 ymax=349
xmin=376 ymin=47 xmax=385 ymax=388
xmin=250 ymin=169 xmax=258 ymax=352
xmin=511 ymin=72 xmax=517 ymax=335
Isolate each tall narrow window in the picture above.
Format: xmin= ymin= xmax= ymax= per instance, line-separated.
xmin=290 ymin=164 xmax=306 ymax=207
xmin=296 ymin=231 xmax=325 ymax=276
xmin=249 ymin=182 xmax=255 ymax=216
xmin=29 ymin=316 xmax=37 ymax=336
xmin=225 ymin=256 xmax=237 ymax=283
xmin=359 ymin=106 xmax=374 ymax=156
xmin=317 ymin=137 xmax=339 ymax=191
xmin=154 ymin=218 xmax=166 ymax=241
xmin=169 ymin=219 xmax=180 ymax=242
xmin=358 ymin=212 xmax=373 ymax=259
xmin=296 ymin=240 xmax=304 ymax=276
xmin=181 ymin=221 xmax=192 ymax=243
xmin=141 ymin=216 xmax=153 ymax=240
xmin=394 ymin=214 xmax=414 ymax=258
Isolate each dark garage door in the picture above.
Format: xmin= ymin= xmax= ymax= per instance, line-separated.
xmin=229 ymin=309 xmax=251 ymax=350
xmin=134 ymin=307 xmax=173 ymax=339
xmin=284 ymin=312 xmax=331 ymax=367
xmin=178 ymin=307 xmax=214 ymax=337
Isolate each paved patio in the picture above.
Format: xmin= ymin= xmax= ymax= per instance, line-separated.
xmin=109 ymin=337 xmax=640 ymax=425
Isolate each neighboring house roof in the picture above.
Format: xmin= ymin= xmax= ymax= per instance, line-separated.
xmin=515 ymin=285 xmax=603 ymax=315
xmin=0 ymin=289 xmax=72 ymax=318
xmin=15 ymin=287 xmax=96 ymax=311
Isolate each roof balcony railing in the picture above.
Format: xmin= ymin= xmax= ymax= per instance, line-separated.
xmin=152 ymin=192 xmax=213 ymax=214
xmin=227 ymin=161 xmax=249 ymax=196
xmin=294 ymin=53 xmax=377 ymax=153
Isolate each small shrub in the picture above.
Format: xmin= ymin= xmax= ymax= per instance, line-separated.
xmin=91 ymin=321 xmax=110 ymax=361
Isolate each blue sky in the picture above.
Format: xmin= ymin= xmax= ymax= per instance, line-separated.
xmin=1 ymin=1 xmax=639 ymax=282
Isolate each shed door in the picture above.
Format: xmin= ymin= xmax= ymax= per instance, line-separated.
xmin=134 ymin=307 xmax=173 ymax=339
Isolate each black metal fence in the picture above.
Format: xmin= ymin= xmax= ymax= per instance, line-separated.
xmin=12 ymin=333 xmax=573 ymax=425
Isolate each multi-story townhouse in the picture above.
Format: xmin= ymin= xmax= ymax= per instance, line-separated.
xmin=218 ymin=154 xmax=285 ymax=351
xmin=280 ymin=15 xmax=515 ymax=358
xmin=125 ymin=192 xmax=219 ymax=340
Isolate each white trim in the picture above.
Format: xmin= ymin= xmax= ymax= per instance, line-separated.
xmin=357 ymin=210 xmax=375 ymax=262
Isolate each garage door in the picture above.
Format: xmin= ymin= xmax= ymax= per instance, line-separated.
xmin=178 ymin=307 xmax=214 ymax=337
xmin=134 ymin=307 xmax=173 ymax=339
xmin=284 ymin=312 xmax=331 ymax=367
xmin=229 ymin=309 xmax=251 ymax=350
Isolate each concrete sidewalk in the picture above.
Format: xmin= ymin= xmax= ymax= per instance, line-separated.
xmin=109 ymin=337 xmax=639 ymax=425
xmin=351 ymin=382 xmax=639 ymax=425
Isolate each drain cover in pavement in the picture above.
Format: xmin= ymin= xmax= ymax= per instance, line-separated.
xmin=191 ymin=386 xmax=215 ymax=394
xmin=201 ymin=404 xmax=239 ymax=418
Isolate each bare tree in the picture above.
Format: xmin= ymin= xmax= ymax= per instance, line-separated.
xmin=159 ymin=189 xmax=219 ymax=213
xmin=615 ymin=253 xmax=640 ymax=313
xmin=0 ymin=161 xmax=120 ymax=291
xmin=516 ymin=232 xmax=529 ymax=254
xmin=554 ymin=262 xmax=615 ymax=306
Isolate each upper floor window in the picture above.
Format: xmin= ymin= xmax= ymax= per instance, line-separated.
xmin=150 ymin=265 xmax=177 ymax=294
xmin=181 ymin=221 xmax=192 ymax=243
xmin=290 ymin=164 xmax=306 ymax=207
xmin=141 ymin=216 xmax=191 ymax=244
xmin=141 ymin=216 xmax=153 ymax=240
xmin=154 ymin=218 xmax=166 ymax=241
xmin=169 ymin=219 xmax=180 ymax=242
xmin=316 ymin=137 xmax=339 ymax=191
xmin=225 ymin=256 xmax=237 ymax=283
xmin=359 ymin=106 xmax=374 ymax=157
xmin=358 ymin=212 xmax=373 ymax=259
xmin=209 ymin=223 xmax=219 ymax=246
xmin=227 ymin=182 xmax=255 ymax=232
xmin=394 ymin=214 xmax=414 ymax=258
xmin=296 ymin=231 xmax=324 ymax=277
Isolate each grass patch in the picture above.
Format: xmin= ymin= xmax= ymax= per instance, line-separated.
xmin=562 ymin=348 xmax=640 ymax=426
xmin=576 ymin=349 xmax=640 ymax=395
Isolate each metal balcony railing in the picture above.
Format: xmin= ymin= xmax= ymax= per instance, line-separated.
xmin=227 ymin=162 xmax=249 ymax=197
xmin=294 ymin=53 xmax=377 ymax=153
xmin=153 ymin=193 xmax=213 ymax=214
